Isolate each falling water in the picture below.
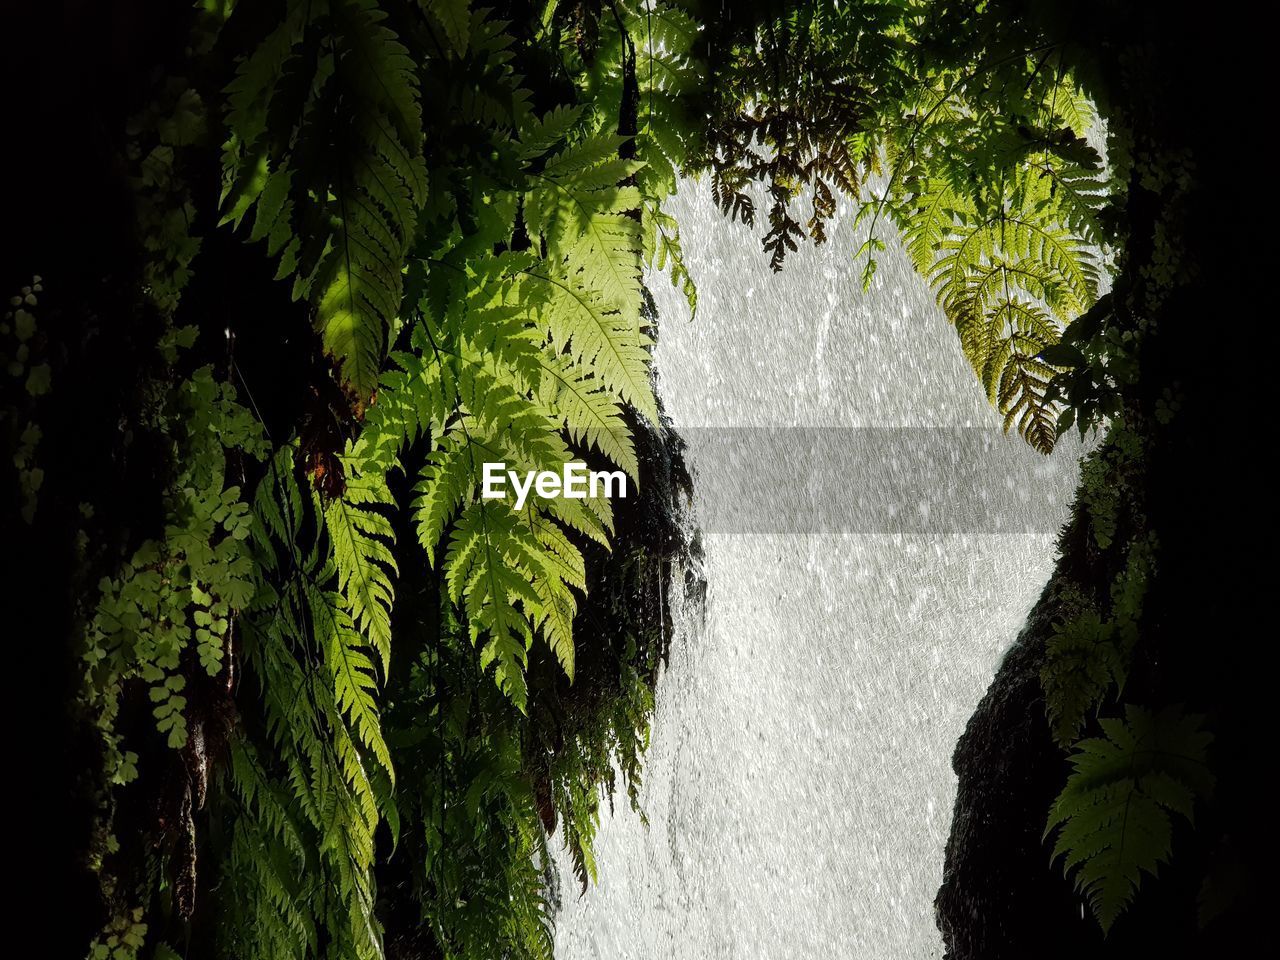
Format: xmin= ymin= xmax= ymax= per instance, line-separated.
xmin=553 ymin=181 xmax=1080 ymax=958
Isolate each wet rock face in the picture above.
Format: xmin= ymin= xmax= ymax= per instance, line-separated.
xmin=934 ymin=0 xmax=1275 ymax=950
xmin=565 ymin=403 xmax=703 ymax=703
xmin=932 ymin=0 xmax=1277 ymax=950
xmin=933 ymin=507 xmax=1251 ymax=960
xmin=934 ymin=572 xmax=1100 ymax=959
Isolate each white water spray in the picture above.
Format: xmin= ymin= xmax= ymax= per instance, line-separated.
xmin=553 ymin=181 xmax=1078 ymax=958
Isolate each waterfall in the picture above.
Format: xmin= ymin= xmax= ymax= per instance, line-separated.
xmin=553 ymin=181 xmax=1080 ymax=958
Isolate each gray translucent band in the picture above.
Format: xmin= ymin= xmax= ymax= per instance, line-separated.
xmin=670 ymin=427 xmax=1082 ymax=534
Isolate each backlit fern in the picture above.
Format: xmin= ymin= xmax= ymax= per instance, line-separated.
xmin=697 ymin=2 xmax=1110 ymax=452
xmin=220 ymin=0 xmax=428 ymax=402
xmin=903 ymin=166 xmax=1102 ymax=451
xmin=70 ymin=3 xmax=703 ymax=959
xmin=30 ymin=1 xmax=1191 ymax=957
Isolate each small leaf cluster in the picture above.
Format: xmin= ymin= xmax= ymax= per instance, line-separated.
xmin=2 ymin=277 xmax=50 ymax=523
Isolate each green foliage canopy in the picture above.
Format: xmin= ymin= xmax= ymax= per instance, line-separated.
xmin=7 ymin=0 xmax=1207 ymax=955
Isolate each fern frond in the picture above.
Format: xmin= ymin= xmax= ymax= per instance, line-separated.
xmin=318 ymin=0 xmax=428 ymax=396
xmin=445 ymin=500 xmax=541 ymax=711
xmin=531 ymin=564 xmax=579 ymax=681
xmin=1041 ymin=611 xmax=1127 ymax=746
xmin=238 ymin=446 xmax=389 ymax=959
xmin=326 ymin=457 xmax=397 ymax=671
xmin=411 ymin=426 xmax=483 ymax=567
xmin=1046 ymin=706 xmax=1214 ymax=933
xmin=221 ymin=0 xmax=428 ymax=399
xmin=322 ymin=594 xmax=395 ymax=782
xmin=644 ymin=199 xmax=698 ymax=319
xmin=518 ymin=105 xmax=587 ymax=160
xmin=539 ymin=351 xmax=640 ymax=481
xmin=904 ymin=166 xmax=1101 ymax=452
xmin=425 ymin=0 xmax=473 ymax=57
xmin=524 ymin=133 xmax=648 ymax=326
xmin=521 ymin=265 xmax=658 ymax=422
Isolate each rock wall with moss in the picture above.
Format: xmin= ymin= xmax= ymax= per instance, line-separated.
xmin=935 ymin=1 xmax=1269 ymax=953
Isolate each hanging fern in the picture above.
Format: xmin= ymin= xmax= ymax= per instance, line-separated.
xmin=222 ymin=447 xmax=395 ymax=959
xmin=42 ymin=1 xmax=1151 ymax=957
xmin=188 ymin=6 xmax=696 ymax=956
xmin=696 ymin=3 xmax=1111 ymax=452
xmin=901 ymin=166 xmax=1102 ymax=452
xmin=597 ymin=1 xmax=702 ymax=316
xmin=878 ymin=62 xmax=1109 ymax=452
xmin=1042 ymin=521 xmax=1154 ymax=747
xmin=220 ymin=0 xmax=428 ymax=402
xmin=326 ymin=462 xmax=398 ymax=672
xmin=1045 ymin=706 xmax=1214 ymax=932
xmin=697 ymin=2 xmax=895 ymax=271
xmin=340 ymin=92 xmax=665 ymax=711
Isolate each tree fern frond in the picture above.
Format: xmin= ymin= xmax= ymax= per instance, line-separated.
xmin=412 ymin=427 xmax=482 ymax=567
xmin=536 ymin=349 xmax=639 ymax=480
xmin=518 ymin=104 xmax=587 ymax=160
xmin=324 ymin=597 xmax=395 ymax=783
xmin=524 ymin=133 xmax=648 ymax=327
xmin=904 ymin=166 xmax=1101 ymax=452
xmin=531 ymin=572 xmax=578 ymax=680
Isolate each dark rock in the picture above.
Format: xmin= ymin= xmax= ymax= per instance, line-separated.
xmin=935 ymin=535 xmax=1103 ymax=958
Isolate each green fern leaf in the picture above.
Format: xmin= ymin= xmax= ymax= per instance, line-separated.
xmin=1045 ymin=706 xmax=1214 ymax=932
xmin=221 ymin=0 xmax=428 ymax=399
xmin=538 ymin=349 xmax=640 ymax=480
xmin=426 ymin=0 xmax=472 ymax=57
xmin=1041 ymin=611 xmax=1126 ymax=746
xmin=644 ymin=200 xmax=698 ymax=319
xmin=524 ymin=134 xmax=647 ymax=322
xmin=411 ymin=427 xmax=482 ymax=567
xmin=326 ymin=458 xmax=397 ymax=671
xmin=445 ymin=500 xmax=541 ymax=711
xmin=522 ymin=265 xmax=658 ymax=422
